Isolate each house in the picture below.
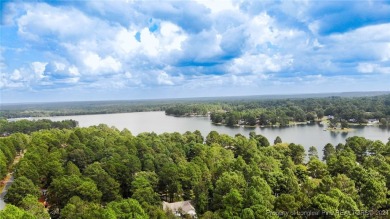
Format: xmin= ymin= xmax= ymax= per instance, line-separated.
xmin=367 ymin=119 xmax=379 ymax=124
xmin=327 ymin=115 xmax=334 ymax=120
xmin=163 ymin=200 xmax=197 ymax=218
xmin=1 ymin=132 xmax=10 ymax=137
xmin=39 ymin=189 xmax=48 ymax=208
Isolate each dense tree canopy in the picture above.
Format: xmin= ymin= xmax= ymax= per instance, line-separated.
xmin=0 ymin=119 xmax=78 ymax=135
xmin=1 ymin=120 xmax=389 ymax=218
xmin=171 ymin=94 xmax=390 ymax=127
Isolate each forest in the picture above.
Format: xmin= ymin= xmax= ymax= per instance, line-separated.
xmin=0 ymin=100 xmax=172 ymax=118
xmin=166 ymin=95 xmax=390 ymax=127
xmin=0 ymin=119 xmax=78 ymax=135
xmin=0 ymin=120 xmax=389 ymax=218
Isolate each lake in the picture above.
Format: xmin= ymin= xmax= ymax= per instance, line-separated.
xmin=39 ymin=111 xmax=390 ymax=156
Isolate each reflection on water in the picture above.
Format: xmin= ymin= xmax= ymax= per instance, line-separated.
xmin=38 ymin=111 xmax=389 ymax=157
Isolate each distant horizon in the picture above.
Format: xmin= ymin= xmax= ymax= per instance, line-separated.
xmin=1 ymin=0 xmax=390 ymax=103
xmin=2 ymin=90 xmax=389 ymax=105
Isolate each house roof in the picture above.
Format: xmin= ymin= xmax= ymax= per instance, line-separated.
xmin=163 ymin=200 xmax=196 ymax=215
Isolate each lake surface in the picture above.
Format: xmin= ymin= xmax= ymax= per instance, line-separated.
xmin=38 ymin=111 xmax=390 ymax=156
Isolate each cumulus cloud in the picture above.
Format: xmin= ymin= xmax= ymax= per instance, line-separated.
xmin=137 ymin=1 xmax=212 ymax=34
xmin=31 ymin=62 xmax=47 ymax=79
xmin=17 ymin=4 xmax=94 ymax=39
xmin=157 ymin=71 xmax=174 ymax=85
xmin=82 ymin=52 xmax=122 ymax=74
xmin=194 ymin=0 xmax=237 ymax=14
xmin=1 ymin=0 xmax=390 ymax=101
xmin=229 ymin=53 xmax=293 ymax=75
xmin=357 ymin=63 xmax=390 ymax=74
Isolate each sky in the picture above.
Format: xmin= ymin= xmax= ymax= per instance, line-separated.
xmin=1 ymin=0 xmax=390 ymax=103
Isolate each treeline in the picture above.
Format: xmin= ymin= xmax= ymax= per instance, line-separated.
xmin=165 ymin=104 xmax=222 ymax=116
xmin=1 ymin=125 xmax=390 ymax=218
xmin=0 ymin=100 xmax=172 ymax=118
xmin=167 ymin=95 xmax=390 ymax=127
xmin=0 ymin=119 xmax=78 ymax=135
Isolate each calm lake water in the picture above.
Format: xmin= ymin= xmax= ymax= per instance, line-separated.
xmin=40 ymin=111 xmax=390 ymax=156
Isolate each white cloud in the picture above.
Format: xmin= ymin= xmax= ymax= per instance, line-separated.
xmin=230 ymin=74 xmax=256 ymax=86
xmin=330 ymin=23 xmax=390 ymax=42
xmin=139 ymin=28 xmax=160 ymax=56
xmin=159 ymin=22 xmax=187 ymax=51
xmin=124 ymin=71 xmax=132 ymax=79
xmin=53 ymin=62 xmax=66 ymax=72
xmin=194 ymin=0 xmax=236 ymax=13
xmin=17 ymin=3 xmax=102 ymax=40
xmin=114 ymin=28 xmax=140 ymax=55
xmin=0 ymin=80 xmax=25 ymax=89
xmin=245 ymin=13 xmax=276 ymax=46
xmin=111 ymin=22 xmax=187 ymax=63
xmin=3 ymin=60 xmax=82 ymax=89
xmin=2 ymin=0 xmax=390 ymax=99
xmin=83 ymin=52 xmax=122 ymax=74
xmin=357 ymin=63 xmax=376 ymax=74
xmin=382 ymin=43 xmax=390 ymax=61
xmin=31 ymin=62 xmax=47 ymax=79
xmin=357 ymin=63 xmax=390 ymax=74
xmin=10 ymin=69 xmax=22 ymax=81
xmin=68 ymin=66 xmax=80 ymax=76
xmin=326 ymin=23 xmax=390 ymax=61
xmin=312 ymin=38 xmax=324 ymax=49
xmin=178 ymin=30 xmax=224 ymax=63
xmin=1 ymin=64 xmax=45 ymax=89
xmin=157 ymin=71 xmax=174 ymax=85
xmin=308 ymin=20 xmax=320 ymax=35
xmin=229 ymin=53 xmax=293 ymax=75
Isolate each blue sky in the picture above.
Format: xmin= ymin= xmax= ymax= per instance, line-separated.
xmin=1 ymin=0 xmax=390 ymax=103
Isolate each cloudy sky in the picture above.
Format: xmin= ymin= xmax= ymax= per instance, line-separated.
xmin=1 ymin=0 xmax=390 ymax=103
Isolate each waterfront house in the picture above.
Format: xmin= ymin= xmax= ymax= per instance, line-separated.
xmin=163 ymin=200 xmax=197 ymax=218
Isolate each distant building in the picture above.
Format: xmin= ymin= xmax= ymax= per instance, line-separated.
xmin=368 ymin=119 xmax=379 ymax=124
xmin=39 ymin=189 xmax=48 ymax=208
xmin=327 ymin=115 xmax=335 ymax=120
xmin=1 ymin=132 xmax=10 ymax=137
xmin=163 ymin=200 xmax=197 ymax=218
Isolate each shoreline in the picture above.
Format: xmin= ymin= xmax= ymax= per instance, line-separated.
xmin=6 ymin=112 xmax=387 ymax=130
xmin=325 ymin=127 xmax=354 ymax=132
